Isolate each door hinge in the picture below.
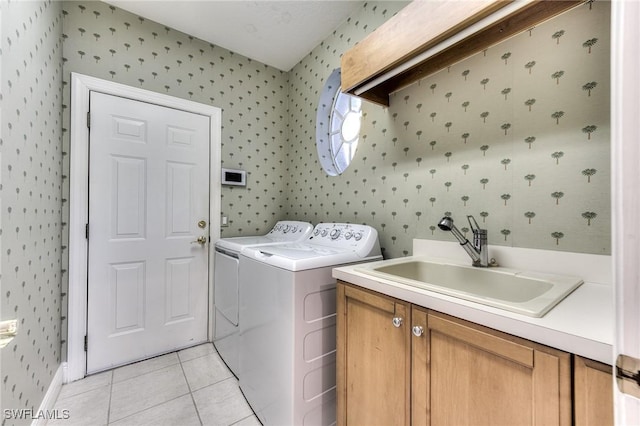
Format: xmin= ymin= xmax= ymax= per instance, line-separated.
xmin=85 ymin=223 xmax=89 ymax=240
xmin=87 ymin=111 xmax=91 ymax=128
xmin=84 ymin=335 xmax=88 ymax=352
xmin=616 ymin=354 xmax=640 ymax=399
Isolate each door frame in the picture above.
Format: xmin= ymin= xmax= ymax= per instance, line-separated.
xmin=67 ymin=72 xmax=221 ymax=382
xmin=612 ymin=2 xmax=640 ymax=423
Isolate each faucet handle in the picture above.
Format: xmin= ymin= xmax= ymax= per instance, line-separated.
xmin=467 ymin=215 xmax=482 ymax=232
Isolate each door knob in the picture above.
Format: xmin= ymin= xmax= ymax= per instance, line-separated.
xmin=191 ymin=236 xmax=207 ymax=245
xmin=412 ymin=325 xmax=424 ymax=337
xmin=392 ymin=317 xmax=403 ymax=328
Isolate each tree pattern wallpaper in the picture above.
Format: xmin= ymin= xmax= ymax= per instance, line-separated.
xmin=288 ymin=0 xmax=610 ymax=258
xmin=1 ymin=0 xmax=63 ymax=422
xmin=0 ymin=0 xmax=611 ymax=419
xmin=58 ymin=0 xmax=404 ymax=361
xmin=60 ymin=0 xmax=292 ymax=239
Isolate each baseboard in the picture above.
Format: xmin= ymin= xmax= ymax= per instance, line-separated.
xmin=31 ymin=363 xmax=65 ymax=426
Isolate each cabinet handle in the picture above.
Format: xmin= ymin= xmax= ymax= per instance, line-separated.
xmin=392 ymin=317 xmax=403 ymax=328
xmin=412 ymin=325 xmax=424 ymax=337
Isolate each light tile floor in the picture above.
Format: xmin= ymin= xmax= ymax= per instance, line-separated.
xmin=49 ymin=343 xmax=260 ymax=426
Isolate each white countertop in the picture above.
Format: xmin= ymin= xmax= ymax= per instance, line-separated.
xmin=333 ymin=241 xmax=614 ymax=365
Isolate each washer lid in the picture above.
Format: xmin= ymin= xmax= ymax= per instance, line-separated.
xmin=215 ymin=220 xmax=313 ymax=252
xmin=256 ymin=243 xmax=350 ymax=259
xmin=242 ymin=244 xmax=381 ymax=272
xmin=216 ymin=235 xmax=284 ymax=253
xmin=240 ymin=223 xmax=382 ymax=271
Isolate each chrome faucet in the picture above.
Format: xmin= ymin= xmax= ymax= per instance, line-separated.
xmin=438 ymin=215 xmax=489 ymax=267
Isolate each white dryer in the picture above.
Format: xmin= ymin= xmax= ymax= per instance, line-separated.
xmin=238 ymin=223 xmax=382 ymax=426
xmin=213 ymin=220 xmax=313 ymax=376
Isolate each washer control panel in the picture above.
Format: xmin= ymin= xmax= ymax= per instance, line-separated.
xmin=308 ymin=223 xmax=379 ymax=255
xmin=267 ymin=221 xmax=314 ymax=238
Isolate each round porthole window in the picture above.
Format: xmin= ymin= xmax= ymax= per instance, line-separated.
xmin=316 ymin=68 xmax=362 ymax=176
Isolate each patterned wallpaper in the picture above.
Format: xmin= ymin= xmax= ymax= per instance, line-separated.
xmin=1 ymin=0 xmax=63 ymax=423
xmin=0 ymin=0 xmax=612 ymax=418
xmin=288 ymin=1 xmax=611 ymax=258
xmin=59 ymin=4 xmax=295 ymax=229
xmin=61 ymin=0 xmax=290 ymax=235
xmin=59 ymin=0 xmax=292 ymax=359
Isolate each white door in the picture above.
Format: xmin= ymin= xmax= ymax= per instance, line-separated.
xmin=87 ymin=92 xmax=210 ymax=373
xmin=612 ymin=1 xmax=640 ymax=424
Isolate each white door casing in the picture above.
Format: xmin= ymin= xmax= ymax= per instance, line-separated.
xmin=612 ymin=1 xmax=640 ymax=424
xmin=68 ymin=73 xmax=221 ymax=382
xmin=86 ymin=92 xmax=209 ymax=373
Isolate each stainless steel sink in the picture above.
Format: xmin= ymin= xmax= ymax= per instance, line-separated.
xmin=355 ymin=259 xmax=583 ymax=317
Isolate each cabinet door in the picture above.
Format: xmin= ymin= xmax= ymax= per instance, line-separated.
xmin=337 ymin=282 xmax=411 ymax=426
xmin=574 ymin=356 xmax=613 ymax=426
xmin=413 ymin=310 xmax=571 ymax=426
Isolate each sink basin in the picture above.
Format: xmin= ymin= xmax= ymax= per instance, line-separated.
xmin=355 ymin=259 xmax=583 ymax=317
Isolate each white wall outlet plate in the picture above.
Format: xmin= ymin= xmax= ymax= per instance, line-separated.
xmin=0 ymin=319 xmax=18 ymax=349
xmin=0 ymin=319 xmax=18 ymax=336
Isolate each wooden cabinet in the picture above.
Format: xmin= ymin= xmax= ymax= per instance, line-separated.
xmin=574 ymin=356 xmax=614 ymax=426
xmin=337 ymin=281 xmax=574 ymax=425
xmin=336 ymin=282 xmax=411 ymax=426
xmin=412 ymin=307 xmax=571 ymax=425
xmin=341 ymin=1 xmax=581 ymax=106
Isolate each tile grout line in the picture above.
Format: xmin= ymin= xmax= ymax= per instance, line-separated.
xmin=106 ymin=394 xmax=194 ymax=425
xmin=230 ymin=412 xmax=258 ymax=426
xmin=111 ymin=354 xmax=181 ymax=385
xmin=178 ymin=351 xmax=205 ymax=426
xmin=54 ymin=345 xmax=244 ymax=425
xmin=107 ymin=362 xmax=193 ymax=424
xmin=106 ymin=370 xmax=114 ymax=425
xmin=55 ymin=382 xmax=108 ymax=403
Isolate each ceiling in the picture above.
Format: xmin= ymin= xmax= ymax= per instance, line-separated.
xmin=102 ymin=1 xmax=365 ymax=71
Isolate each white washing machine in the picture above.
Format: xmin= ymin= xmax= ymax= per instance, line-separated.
xmin=238 ymin=223 xmax=382 ymax=426
xmin=213 ymin=220 xmax=313 ymax=376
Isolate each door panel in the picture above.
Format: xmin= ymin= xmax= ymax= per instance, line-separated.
xmin=574 ymin=356 xmax=613 ymax=426
xmin=166 ymin=162 xmax=194 ymax=236
xmin=165 ymin=257 xmax=194 ymax=323
xmin=112 ymin=156 xmax=146 ymax=239
xmin=421 ymin=311 xmax=571 ymax=426
xmin=336 ymin=282 xmax=411 ymax=426
xmin=110 ymin=261 xmax=145 ymax=334
xmin=87 ymin=91 xmax=210 ymax=373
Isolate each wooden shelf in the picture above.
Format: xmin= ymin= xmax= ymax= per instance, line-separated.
xmin=341 ymin=0 xmax=582 ymax=106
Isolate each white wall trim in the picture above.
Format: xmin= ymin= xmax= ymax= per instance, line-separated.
xmin=68 ymin=72 xmax=221 ymax=382
xmin=30 ymin=363 xmax=65 ymax=426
